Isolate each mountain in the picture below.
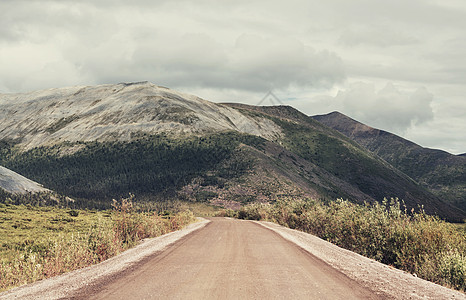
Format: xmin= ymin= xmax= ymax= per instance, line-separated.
xmin=0 ymin=82 xmax=464 ymax=221
xmin=0 ymin=165 xmax=48 ymax=194
xmin=0 ymin=81 xmax=280 ymax=149
xmin=312 ymin=111 xmax=466 ymax=212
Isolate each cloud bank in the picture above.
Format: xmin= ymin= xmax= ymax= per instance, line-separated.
xmin=0 ymin=1 xmax=345 ymax=93
xmin=0 ymin=0 xmax=465 ymax=153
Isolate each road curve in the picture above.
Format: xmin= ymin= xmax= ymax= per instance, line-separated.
xmin=72 ymin=217 xmax=379 ymax=299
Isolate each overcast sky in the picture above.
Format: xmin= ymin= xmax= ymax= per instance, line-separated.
xmin=1 ymin=0 xmax=465 ymax=154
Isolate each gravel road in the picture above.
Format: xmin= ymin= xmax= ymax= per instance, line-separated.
xmin=2 ymin=218 xmax=464 ymax=299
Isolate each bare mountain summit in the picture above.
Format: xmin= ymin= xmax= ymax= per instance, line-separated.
xmin=0 ymin=82 xmax=281 ymax=149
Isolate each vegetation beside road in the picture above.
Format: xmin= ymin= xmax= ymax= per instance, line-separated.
xmin=0 ymin=196 xmax=196 ymax=292
xmin=222 ymin=198 xmax=466 ymax=291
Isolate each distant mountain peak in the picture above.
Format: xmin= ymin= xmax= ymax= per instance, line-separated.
xmin=314 ymin=112 xmax=393 ymax=146
xmin=312 ymin=111 xmax=466 ymax=213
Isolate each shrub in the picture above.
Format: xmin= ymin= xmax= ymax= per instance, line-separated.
xmin=68 ymin=210 xmax=79 ymax=217
xmin=439 ymin=250 xmax=466 ymax=290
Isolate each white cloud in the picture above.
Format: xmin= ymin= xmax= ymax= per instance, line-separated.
xmin=406 ymin=119 xmax=466 ymax=154
xmin=65 ymin=31 xmax=345 ymax=93
xmin=0 ymin=1 xmax=345 ymax=93
xmin=227 ymin=35 xmax=345 ymax=91
xmin=305 ymin=82 xmax=434 ymax=135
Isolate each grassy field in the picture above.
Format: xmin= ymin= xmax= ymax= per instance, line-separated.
xmin=0 ymin=198 xmax=196 ymax=292
xmin=0 ymin=203 xmax=109 ymax=264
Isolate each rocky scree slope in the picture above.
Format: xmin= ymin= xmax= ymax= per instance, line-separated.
xmin=0 ymin=165 xmax=48 ymax=194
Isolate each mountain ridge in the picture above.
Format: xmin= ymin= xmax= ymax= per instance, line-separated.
xmin=312 ymin=111 xmax=466 ymax=211
xmin=0 ymin=82 xmax=282 ymax=149
xmin=1 ymin=82 xmax=464 ymax=221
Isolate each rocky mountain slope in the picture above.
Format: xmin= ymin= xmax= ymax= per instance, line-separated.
xmin=313 ymin=111 xmax=466 ymax=212
xmin=0 ymin=82 xmax=463 ymax=221
xmin=0 ymin=165 xmax=48 ymax=194
xmin=0 ymin=82 xmax=280 ymax=149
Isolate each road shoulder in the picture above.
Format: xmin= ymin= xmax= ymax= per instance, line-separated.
xmin=257 ymin=221 xmax=465 ymax=300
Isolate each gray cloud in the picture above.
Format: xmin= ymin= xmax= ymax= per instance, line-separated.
xmin=0 ymin=1 xmax=345 ymax=93
xmin=328 ymin=82 xmax=434 ymax=134
xmin=338 ymin=25 xmax=419 ymax=47
xmin=0 ymin=0 xmax=465 ymax=153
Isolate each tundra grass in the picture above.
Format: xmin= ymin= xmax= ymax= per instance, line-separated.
xmin=0 ymin=198 xmax=196 ymax=292
xmin=0 ymin=203 xmax=106 ymax=263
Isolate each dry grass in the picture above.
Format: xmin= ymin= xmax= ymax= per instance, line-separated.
xmin=0 ymin=197 xmax=195 ymax=292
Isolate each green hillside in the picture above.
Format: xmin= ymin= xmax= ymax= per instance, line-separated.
xmin=226 ymin=104 xmax=464 ymax=221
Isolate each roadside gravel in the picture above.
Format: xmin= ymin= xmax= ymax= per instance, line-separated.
xmin=257 ymin=221 xmax=466 ymax=300
xmin=0 ymin=219 xmax=210 ymax=300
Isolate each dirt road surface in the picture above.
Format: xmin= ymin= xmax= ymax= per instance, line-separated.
xmin=3 ymin=218 xmax=463 ymax=299
xmin=73 ymin=218 xmax=378 ymax=299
